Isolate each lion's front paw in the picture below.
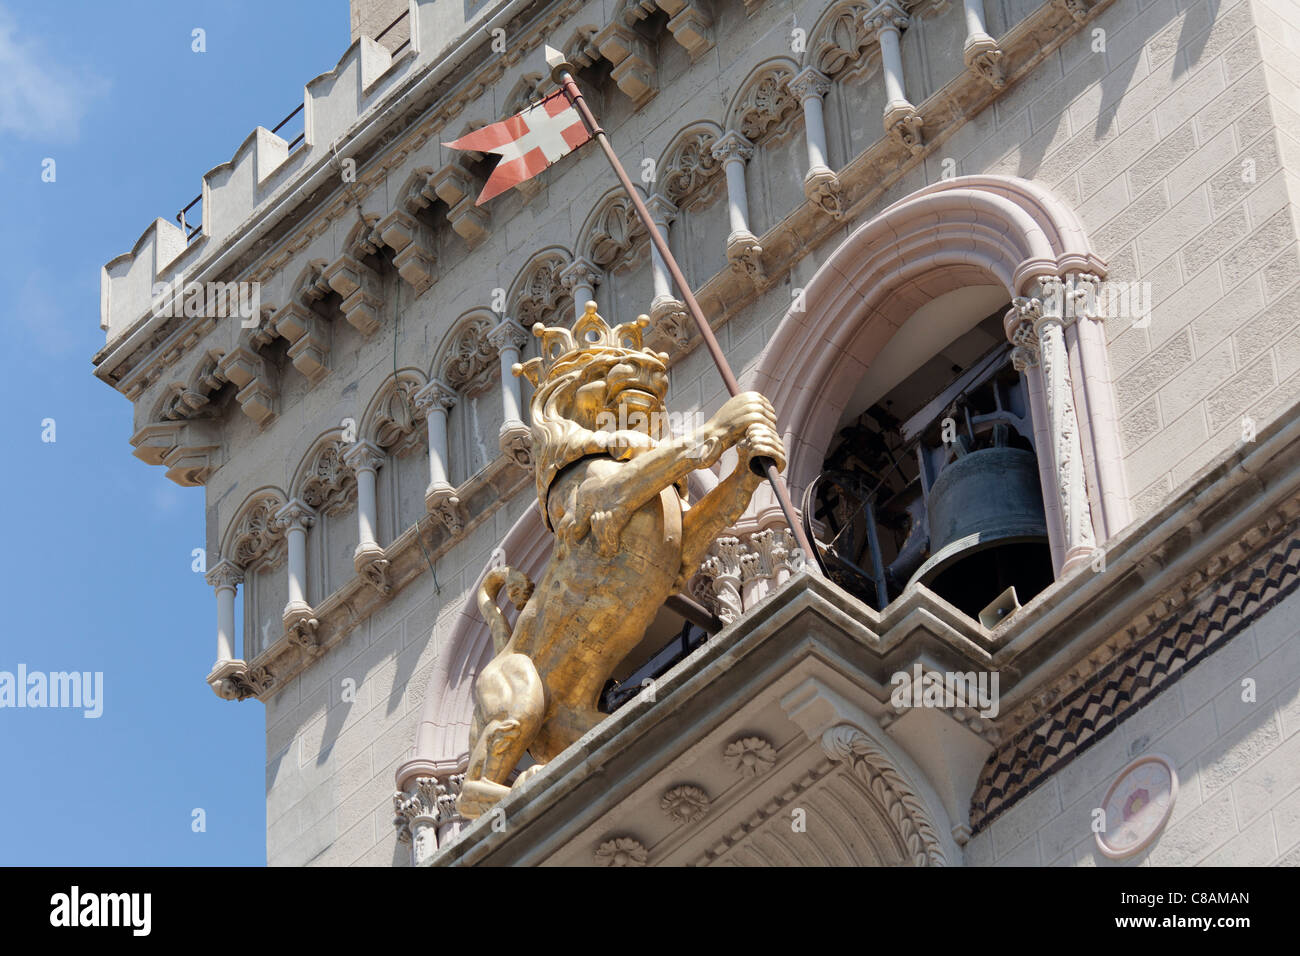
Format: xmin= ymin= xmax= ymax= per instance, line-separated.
xmin=589 ymin=507 xmax=627 ymax=556
xmin=737 ymin=421 xmax=787 ymax=474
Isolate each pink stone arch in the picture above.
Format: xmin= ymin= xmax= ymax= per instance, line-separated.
xmin=744 ymin=174 xmax=1128 ymax=545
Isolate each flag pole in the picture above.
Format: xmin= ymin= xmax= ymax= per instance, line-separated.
xmin=546 ymin=48 xmax=817 ymax=563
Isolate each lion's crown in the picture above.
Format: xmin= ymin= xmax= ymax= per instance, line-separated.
xmin=513 ymin=301 xmax=655 ymax=387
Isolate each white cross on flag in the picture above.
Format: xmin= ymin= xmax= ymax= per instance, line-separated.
xmin=443 ymin=90 xmax=591 ymax=205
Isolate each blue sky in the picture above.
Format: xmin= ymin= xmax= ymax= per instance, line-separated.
xmin=0 ymin=1 xmax=346 ymax=865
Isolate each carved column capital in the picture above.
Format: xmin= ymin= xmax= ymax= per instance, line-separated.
xmin=711 ymin=130 xmax=755 ymax=165
xmin=645 ymin=194 xmax=679 ymax=230
xmin=412 ymin=378 xmax=458 ymax=414
xmin=341 ymin=439 xmax=385 ymax=475
xmin=273 ymin=498 xmax=317 ymax=532
xmin=204 ymin=559 xmax=243 ymax=590
xmin=487 ymin=318 xmax=530 ymax=355
xmin=789 ymin=66 xmax=833 ymax=102
xmin=558 ymin=257 xmax=604 ymax=293
xmin=864 ymin=0 xmax=910 ymax=36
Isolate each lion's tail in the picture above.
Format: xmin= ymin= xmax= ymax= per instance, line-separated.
xmin=478 ymin=566 xmax=534 ymax=656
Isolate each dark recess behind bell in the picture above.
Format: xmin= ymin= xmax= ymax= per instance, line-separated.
xmin=812 ymin=306 xmax=1053 ymax=619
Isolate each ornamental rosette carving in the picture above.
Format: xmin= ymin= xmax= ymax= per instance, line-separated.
xmin=734 ymin=68 xmax=798 ymax=144
xmin=661 ymin=784 xmax=710 ymax=824
xmin=661 ymin=131 xmax=723 ymax=209
xmin=512 ymin=257 xmax=571 ymax=328
xmin=724 ymin=735 xmax=777 ymax=777
xmin=442 ymin=316 xmax=497 ymax=392
xmin=231 ymin=496 xmax=286 ymax=569
xmin=300 ymin=442 xmax=356 ymax=517
xmin=810 ymin=2 xmax=879 ymax=80
xmin=594 ymin=836 xmax=648 ymax=867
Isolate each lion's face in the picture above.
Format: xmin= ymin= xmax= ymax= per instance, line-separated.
xmin=560 ymin=350 xmax=670 ymax=439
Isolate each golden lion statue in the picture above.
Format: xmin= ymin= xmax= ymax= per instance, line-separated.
xmin=457 ymin=302 xmax=785 ymax=818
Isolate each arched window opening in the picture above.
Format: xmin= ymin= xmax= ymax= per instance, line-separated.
xmin=809 ymin=291 xmax=1055 ymax=621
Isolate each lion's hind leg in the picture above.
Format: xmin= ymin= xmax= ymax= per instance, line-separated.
xmin=456 ymin=652 xmax=546 ymax=820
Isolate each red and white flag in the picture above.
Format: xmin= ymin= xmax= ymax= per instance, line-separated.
xmin=443 ymin=90 xmax=591 ymax=205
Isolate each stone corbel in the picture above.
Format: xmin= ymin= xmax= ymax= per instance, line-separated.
xmin=865 ymin=1 xmax=924 ymax=154
xmin=218 ymin=345 xmax=278 ymax=425
xmin=324 ymin=255 xmax=384 ymax=336
xmin=205 ymin=659 xmax=274 ymax=701
xmin=430 ymin=165 xmax=490 ymax=248
xmin=161 ymin=420 xmax=223 ymax=487
xmin=425 ymin=484 xmax=465 ymax=535
xmin=594 ymin=21 xmax=657 ymax=108
xmin=271 ymin=301 xmax=331 ymax=384
xmin=961 ymin=0 xmax=1004 ymax=89
xmin=655 ymin=0 xmax=714 ymax=60
xmin=378 ymin=209 xmax=437 ymax=295
xmin=1053 ymin=0 xmax=1089 ymax=23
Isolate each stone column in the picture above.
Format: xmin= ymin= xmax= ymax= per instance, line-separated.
xmin=711 ymin=130 xmax=764 ymax=283
xmin=205 ymin=559 xmax=243 ymax=663
xmin=789 ymin=67 xmax=843 ymax=219
xmin=645 ymin=194 xmax=692 ymax=350
xmin=1012 ymin=341 xmax=1066 ymax=574
xmin=1064 ymin=272 xmax=1131 ymax=540
xmin=559 ymin=257 xmax=603 ymax=323
xmin=413 ymin=378 xmax=463 ymax=534
xmin=1007 ymin=282 xmax=1097 ymax=573
xmin=866 ymin=1 xmax=923 ymax=154
xmin=488 ymin=318 xmax=532 ymax=469
xmin=343 ymin=440 xmax=390 ymax=594
xmin=275 ymin=498 xmax=320 ymax=652
xmin=962 ymin=0 xmax=1005 ymax=88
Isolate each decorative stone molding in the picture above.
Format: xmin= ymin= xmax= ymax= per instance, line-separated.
xmin=298 ymin=441 xmax=356 ymax=517
xmin=593 ymin=836 xmax=648 ymax=866
xmin=732 ymin=64 xmax=799 ymax=145
xmin=660 ymin=784 xmax=710 ymax=824
xmin=583 ymin=192 xmax=646 ymax=271
xmin=723 ymin=735 xmax=777 ymax=777
xmin=513 ymin=254 xmax=572 ymax=328
xmin=441 ymin=315 xmax=497 ymax=393
xmin=809 ymin=1 xmax=882 ymax=81
xmin=230 ymin=495 xmax=286 ymax=570
xmin=821 ymin=724 xmax=947 ymax=866
xmin=660 ymin=127 xmax=723 ymax=210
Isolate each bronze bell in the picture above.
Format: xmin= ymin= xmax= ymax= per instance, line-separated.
xmin=908 ymin=444 xmax=1052 ymax=618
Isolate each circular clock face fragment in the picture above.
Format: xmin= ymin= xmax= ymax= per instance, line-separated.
xmin=1096 ymin=754 xmax=1178 ymax=860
